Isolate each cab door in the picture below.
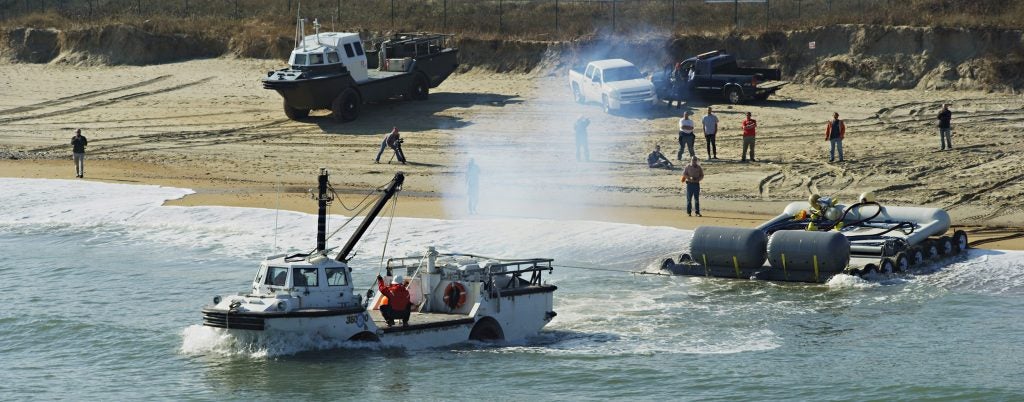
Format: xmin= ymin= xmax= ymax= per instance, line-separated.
xmin=584 ymin=66 xmax=603 ymax=101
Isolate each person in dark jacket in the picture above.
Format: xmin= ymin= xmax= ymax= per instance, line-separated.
xmin=377 ymin=274 xmax=411 ymax=327
xmin=574 ymin=115 xmax=590 ymax=161
xmin=375 ymin=127 xmax=406 ymax=164
xmin=647 ymin=145 xmax=673 ymax=169
xmin=71 ymin=129 xmax=87 ymax=178
xmin=937 ymin=104 xmax=953 ymax=150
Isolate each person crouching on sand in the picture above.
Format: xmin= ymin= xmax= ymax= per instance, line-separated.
xmin=647 ymin=145 xmax=673 ymax=169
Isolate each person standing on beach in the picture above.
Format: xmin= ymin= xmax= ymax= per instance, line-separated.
xmin=71 ymin=129 xmax=87 ymax=178
xmin=466 ymin=158 xmax=480 ymax=215
xmin=937 ymin=104 xmax=953 ymax=150
xmin=701 ymin=107 xmax=719 ymax=159
xmin=681 ymin=156 xmax=704 ymax=217
xmin=677 ymin=111 xmax=696 ymax=160
xmin=574 ymin=115 xmax=590 ymax=162
xmin=825 ymin=112 xmax=846 ymax=162
xmin=740 ymin=112 xmax=757 ymax=162
xmin=374 ymin=127 xmax=406 ymax=164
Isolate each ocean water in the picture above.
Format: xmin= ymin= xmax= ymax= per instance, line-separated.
xmin=1 ymin=178 xmax=1023 ymax=400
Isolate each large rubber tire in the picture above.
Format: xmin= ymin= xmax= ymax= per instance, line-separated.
xmin=937 ymin=236 xmax=954 ymax=256
xmin=925 ymin=241 xmax=940 ymax=260
xmin=332 ymin=88 xmax=360 ymax=122
xmin=860 ymin=264 xmax=878 ymax=277
xmin=907 ymin=247 xmax=926 ymax=266
xmin=572 ymin=84 xmax=585 ymax=104
xmin=411 ymin=74 xmax=430 ymax=100
xmin=468 ymin=317 xmax=504 ymax=342
xmin=725 ymin=87 xmax=742 ymax=104
xmin=661 ymin=258 xmax=675 ymax=270
xmin=283 ymin=101 xmax=309 ymax=120
xmin=953 ymin=230 xmax=969 ymax=254
xmin=878 ymin=258 xmax=896 ymax=275
xmin=892 ymin=252 xmax=911 ymax=273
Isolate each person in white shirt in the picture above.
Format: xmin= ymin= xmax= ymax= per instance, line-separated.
xmin=701 ymin=107 xmax=719 ymax=159
xmin=677 ymin=111 xmax=696 ymax=160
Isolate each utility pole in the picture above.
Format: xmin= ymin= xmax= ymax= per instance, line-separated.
xmin=391 ymin=0 xmax=395 ymax=28
xmin=499 ymin=0 xmax=503 ymax=34
xmin=555 ymin=0 xmax=559 ymax=36
xmin=612 ymin=0 xmax=616 ymax=33
xmin=734 ymin=0 xmax=739 ymax=29
xmin=443 ymin=0 xmax=448 ymax=32
xmin=671 ymin=0 xmax=676 ymax=28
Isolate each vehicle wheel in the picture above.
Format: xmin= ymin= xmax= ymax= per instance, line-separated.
xmin=332 ymin=88 xmax=360 ymax=122
xmin=892 ymin=252 xmax=911 ymax=273
xmin=924 ymin=241 xmax=940 ymax=260
xmin=953 ymin=230 xmax=969 ymax=254
xmin=937 ymin=236 xmax=954 ymax=256
xmin=908 ymin=247 xmax=925 ymax=266
xmin=860 ymin=264 xmax=877 ymax=277
xmin=283 ymin=101 xmax=309 ymax=120
xmin=661 ymin=258 xmax=675 ymax=270
xmin=602 ymin=95 xmax=613 ymax=114
xmin=572 ymin=84 xmax=585 ymax=104
xmin=678 ymin=253 xmax=693 ymax=263
xmin=411 ymin=74 xmax=430 ymax=100
xmin=725 ymin=87 xmax=742 ymax=104
xmin=878 ymin=258 xmax=896 ymax=275
xmin=468 ymin=317 xmax=504 ymax=342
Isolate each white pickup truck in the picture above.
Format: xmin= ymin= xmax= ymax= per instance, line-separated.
xmin=568 ymin=59 xmax=658 ymax=113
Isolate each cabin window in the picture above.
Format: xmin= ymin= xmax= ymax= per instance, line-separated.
xmin=292 ymin=54 xmax=308 ymax=66
xmin=327 ymin=51 xmax=340 ymax=64
xmin=293 ymin=268 xmax=318 ymax=287
xmin=343 ymin=43 xmax=355 ymax=58
xmin=353 ymin=41 xmax=364 ymax=56
xmin=326 ymin=268 xmax=348 ymax=286
xmin=266 ymin=266 xmax=288 ymax=286
xmin=310 ymin=53 xmax=325 ymax=65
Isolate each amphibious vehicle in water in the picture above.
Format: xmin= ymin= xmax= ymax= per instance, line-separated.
xmin=263 ymin=18 xmax=458 ymax=122
xmin=661 ymin=193 xmax=969 ymax=283
xmin=201 ymin=169 xmax=557 ymax=348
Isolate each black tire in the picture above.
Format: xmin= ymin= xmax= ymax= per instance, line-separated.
xmin=661 ymin=258 xmax=675 ymax=270
xmin=937 ymin=236 xmax=954 ymax=256
xmin=411 ymin=74 xmax=430 ymax=100
xmin=468 ymin=317 xmax=504 ymax=342
xmin=602 ymin=95 xmax=613 ymax=114
xmin=572 ymin=84 xmax=585 ymax=104
xmin=878 ymin=258 xmax=896 ymax=275
xmin=953 ymin=230 xmax=969 ymax=254
xmin=908 ymin=247 xmax=925 ymax=266
xmin=892 ymin=253 xmax=911 ymax=273
xmin=678 ymin=253 xmax=693 ymax=263
xmin=283 ymin=101 xmax=309 ymax=120
xmin=924 ymin=241 xmax=940 ymax=260
xmin=725 ymin=87 xmax=742 ymax=104
xmin=332 ymin=88 xmax=360 ymax=122
xmin=860 ymin=264 xmax=878 ymax=277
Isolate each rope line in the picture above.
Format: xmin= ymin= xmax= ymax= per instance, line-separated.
xmin=552 ymin=264 xmax=674 ymax=277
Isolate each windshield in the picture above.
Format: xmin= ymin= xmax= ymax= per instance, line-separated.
xmin=603 ymin=66 xmax=643 ymax=82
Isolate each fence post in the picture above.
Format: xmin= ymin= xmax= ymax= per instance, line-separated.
xmin=336 ymin=0 xmax=340 ymax=26
xmin=672 ymin=0 xmax=676 ymax=28
xmin=391 ymin=0 xmax=395 ymax=28
xmin=499 ymin=0 xmax=503 ymax=34
xmin=612 ymin=0 xmax=616 ymax=33
xmin=734 ymin=0 xmax=739 ymax=28
xmin=443 ymin=0 xmax=447 ymax=32
xmin=555 ymin=0 xmax=559 ymax=36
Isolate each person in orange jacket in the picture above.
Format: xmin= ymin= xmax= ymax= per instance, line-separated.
xmin=825 ymin=112 xmax=846 ymax=162
xmin=377 ymin=274 xmax=411 ymax=327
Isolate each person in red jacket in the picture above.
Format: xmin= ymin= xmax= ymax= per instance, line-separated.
xmin=377 ymin=274 xmax=411 ymax=327
xmin=740 ymin=112 xmax=757 ymax=162
xmin=825 ymin=112 xmax=846 ymax=162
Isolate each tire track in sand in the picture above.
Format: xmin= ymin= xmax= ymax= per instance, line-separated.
xmin=0 ymin=77 xmax=214 ymax=125
xmin=0 ymin=75 xmax=171 ymax=116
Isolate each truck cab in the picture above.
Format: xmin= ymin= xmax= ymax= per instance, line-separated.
xmin=569 ymin=59 xmax=658 ymax=114
xmin=289 ymin=32 xmax=368 ymax=82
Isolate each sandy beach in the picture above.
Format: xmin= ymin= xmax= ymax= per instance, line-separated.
xmin=2 ymin=58 xmax=1023 ymax=250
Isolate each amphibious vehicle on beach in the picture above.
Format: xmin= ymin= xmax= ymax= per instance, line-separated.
xmin=201 ymin=169 xmax=557 ymax=347
xmin=263 ymin=18 xmax=458 ymax=122
xmin=661 ymin=193 xmax=969 ymax=283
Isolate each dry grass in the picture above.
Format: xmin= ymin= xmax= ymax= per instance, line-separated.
xmin=2 ymin=0 xmax=1023 ymax=42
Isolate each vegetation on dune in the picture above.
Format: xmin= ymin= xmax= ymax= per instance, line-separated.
xmin=1 ymin=0 xmax=1023 ymax=42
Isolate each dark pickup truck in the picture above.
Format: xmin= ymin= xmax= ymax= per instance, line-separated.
xmin=653 ymin=50 xmax=787 ymax=104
